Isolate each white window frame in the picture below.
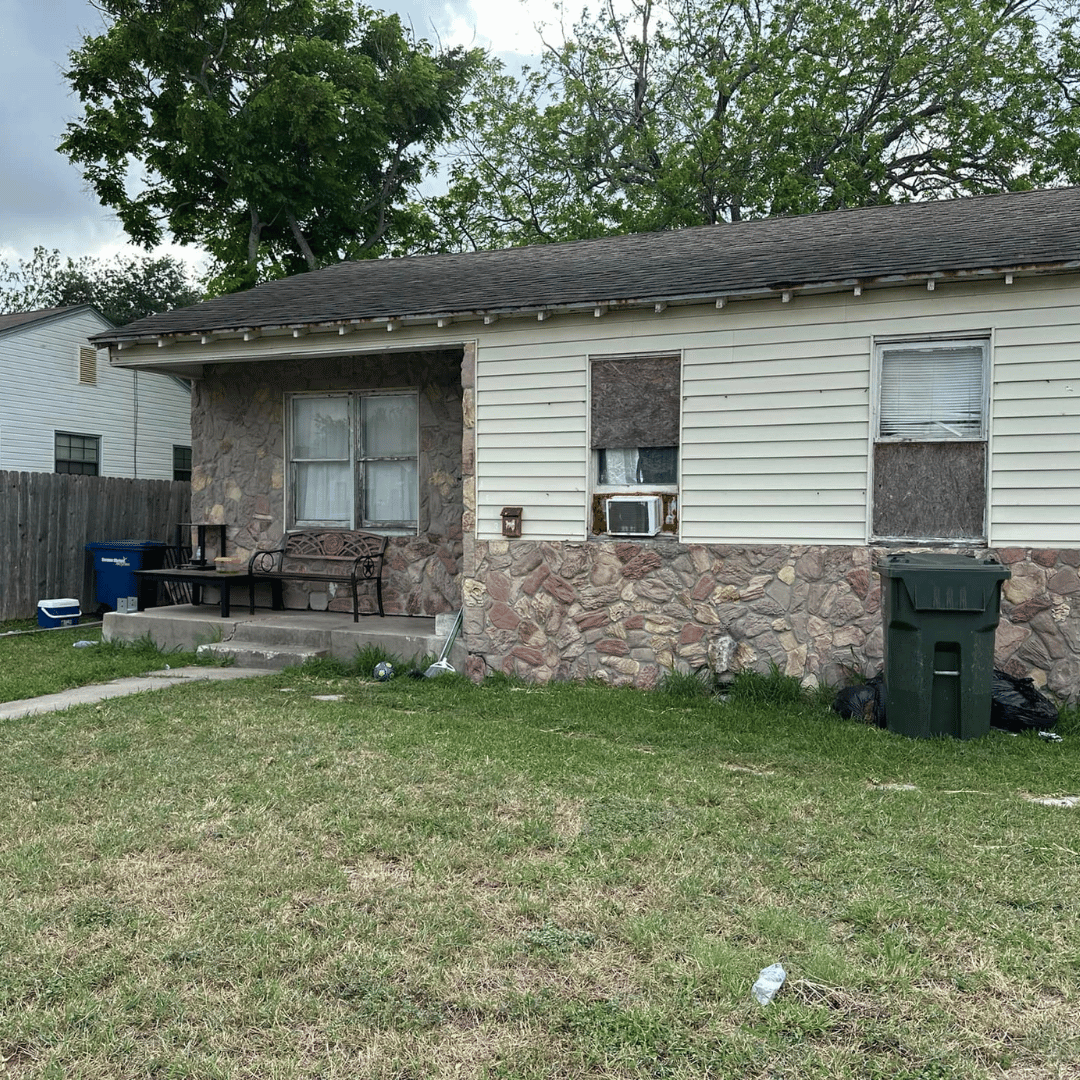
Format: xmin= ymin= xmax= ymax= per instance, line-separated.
xmin=173 ymin=445 xmax=192 ymax=482
xmin=286 ymin=389 xmax=419 ymax=534
xmin=875 ymin=337 xmax=989 ymax=443
xmin=589 ymin=352 xmax=682 ymax=536
xmin=870 ymin=333 xmax=990 ymax=543
xmin=592 ymin=448 xmax=680 ymax=494
xmin=55 ymin=431 xmax=101 ymax=476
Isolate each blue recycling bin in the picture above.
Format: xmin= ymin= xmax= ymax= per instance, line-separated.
xmin=85 ymin=540 xmax=169 ymax=611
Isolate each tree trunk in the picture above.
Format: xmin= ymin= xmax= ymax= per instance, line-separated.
xmin=286 ymin=210 xmax=319 ymax=271
xmin=248 ymin=207 xmax=262 ymax=268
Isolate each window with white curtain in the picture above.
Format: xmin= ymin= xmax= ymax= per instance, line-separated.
xmin=288 ymin=391 xmax=418 ymax=531
xmin=873 ymin=338 xmax=989 ymax=541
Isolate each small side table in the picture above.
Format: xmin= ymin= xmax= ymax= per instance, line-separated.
xmin=135 ymin=568 xmax=253 ymax=618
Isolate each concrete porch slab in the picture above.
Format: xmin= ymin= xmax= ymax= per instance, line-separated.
xmin=103 ymin=606 xmax=465 ymax=671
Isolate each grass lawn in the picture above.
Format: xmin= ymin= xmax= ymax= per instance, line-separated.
xmin=0 ymin=654 xmax=1076 ymax=1079
xmin=0 ymin=623 xmax=208 ymax=703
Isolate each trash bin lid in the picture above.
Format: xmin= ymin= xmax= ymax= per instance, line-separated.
xmin=876 ymin=553 xmax=1010 ymax=612
xmin=86 ymin=540 xmax=169 ymax=550
xmin=876 ymin=552 xmax=1010 ymax=575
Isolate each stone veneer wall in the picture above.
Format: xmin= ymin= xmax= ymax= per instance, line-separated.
xmin=461 ymin=539 xmax=1080 ymax=701
xmin=190 ymin=349 xmax=464 ymax=616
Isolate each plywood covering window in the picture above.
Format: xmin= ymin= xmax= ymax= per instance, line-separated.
xmin=287 ymin=391 xmax=418 ymax=533
xmin=591 ymin=353 xmax=680 ymax=535
xmin=873 ymin=339 xmax=988 ymax=541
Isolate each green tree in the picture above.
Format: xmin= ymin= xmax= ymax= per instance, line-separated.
xmin=0 ymin=248 xmax=202 ymax=326
xmin=60 ymin=0 xmax=482 ymax=291
xmin=427 ymin=0 xmax=1077 ymax=249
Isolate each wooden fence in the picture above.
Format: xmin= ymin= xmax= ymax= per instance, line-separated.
xmin=0 ymin=471 xmax=191 ymax=621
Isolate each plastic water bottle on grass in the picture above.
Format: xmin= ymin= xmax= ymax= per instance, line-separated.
xmin=752 ymin=963 xmax=786 ymax=1005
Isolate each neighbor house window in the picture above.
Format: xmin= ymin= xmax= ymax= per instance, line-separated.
xmin=591 ymin=353 xmax=680 ymax=535
xmin=173 ymin=445 xmax=192 ymax=482
xmin=873 ymin=338 xmax=989 ymax=541
xmin=55 ymin=432 xmax=100 ymax=475
xmin=288 ymin=390 xmax=418 ymax=532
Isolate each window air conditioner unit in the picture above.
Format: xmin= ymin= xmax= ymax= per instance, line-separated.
xmin=605 ymin=495 xmax=662 ymax=537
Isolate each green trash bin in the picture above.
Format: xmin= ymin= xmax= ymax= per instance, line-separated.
xmin=876 ymin=553 xmax=1011 ymax=740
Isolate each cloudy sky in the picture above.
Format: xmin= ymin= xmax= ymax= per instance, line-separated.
xmin=0 ymin=0 xmax=556 ymax=268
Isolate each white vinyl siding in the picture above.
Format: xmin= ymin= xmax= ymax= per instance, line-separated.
xmin=0 ymin=308 xmax=190 ymax=479
xmin=472 ymin=273 xmax=1080 ymax=548
xmin=104 ymin=270 xmax=1080 ymax=550
xmin=475 ymin=333 xmax=588 ymax=541
xmin=991 ymin=301 xmax=1080 ymax=546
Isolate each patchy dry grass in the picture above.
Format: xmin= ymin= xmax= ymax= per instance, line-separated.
xmin=0 ymin=623 xmax=209 ymax=703
xmin=0 ymin=668 xmax=1076 ymax=1078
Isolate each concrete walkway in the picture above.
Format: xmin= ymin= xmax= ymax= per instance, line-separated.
xmin=0 ymin=666 xmax=271 ymax=721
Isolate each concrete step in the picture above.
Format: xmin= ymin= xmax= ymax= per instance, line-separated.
xmin=229 ymin=623 xmax=334 ymax=648
xmin=197 ymin=642 xmax=329 ymax=669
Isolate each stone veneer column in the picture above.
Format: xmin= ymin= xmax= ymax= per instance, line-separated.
xmin=460 ymin=342 xmax=488 ymax=681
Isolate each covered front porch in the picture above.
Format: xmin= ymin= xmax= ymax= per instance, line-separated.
xmin=103 ymin=606 xmax=465 ymax=671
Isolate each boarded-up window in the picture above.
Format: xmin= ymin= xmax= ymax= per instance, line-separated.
xmin=78 ymin=346 xmax=97 ymax=385
xmin=591 ymin=354 xmax=680 ymax=485
xmin=591 ymin=354 xmax=680 ymax=450
xmin=873 ymin=340 xmax=988 ymax=540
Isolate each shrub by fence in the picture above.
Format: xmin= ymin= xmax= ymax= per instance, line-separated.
xmin=0 ymin=470 xmax=191 ymax=621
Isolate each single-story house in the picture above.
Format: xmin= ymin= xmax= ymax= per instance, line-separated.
xmin=1 ymin=305 xmax=192 ymax=479
xmin=92 ymin=187 xmax=1080 ymax=698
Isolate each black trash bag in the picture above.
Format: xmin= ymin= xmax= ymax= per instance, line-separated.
xmin=832 ymin=673 xmax=886 ymax=728
xmin=991 ymin=670 xmax=1059 ymax=732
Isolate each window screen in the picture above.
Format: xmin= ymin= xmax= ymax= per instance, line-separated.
xmin=361 ymin=394 xmax=418 ymax=527
xmin=292 ymin=395 xmax=352 ymax=526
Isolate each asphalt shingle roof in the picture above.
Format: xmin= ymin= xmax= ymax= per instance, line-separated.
xmin=95 ymin=187 xmax=1080 ymax=343
xmin=0 ymin=306 xmax=86 ymax=336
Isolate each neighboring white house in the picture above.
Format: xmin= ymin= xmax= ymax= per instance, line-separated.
xmin=0 ymin=305 xmax=191 ymax=479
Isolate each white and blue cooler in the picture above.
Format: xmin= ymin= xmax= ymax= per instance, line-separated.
xmin=37 ymin=598 xmax=81 ymax=628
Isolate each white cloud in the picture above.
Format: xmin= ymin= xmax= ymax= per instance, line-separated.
xmin=444 ymin=0 xmax=562 ymax=57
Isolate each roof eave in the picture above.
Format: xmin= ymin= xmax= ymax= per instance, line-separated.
xmin=92 ymin=259 xmax=1079 ymax=349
